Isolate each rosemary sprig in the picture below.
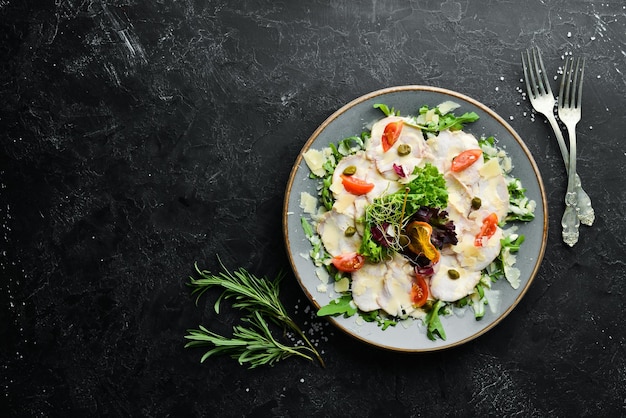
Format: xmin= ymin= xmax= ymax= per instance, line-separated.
xmin=184 ymin=258 xmax=325 ymax=368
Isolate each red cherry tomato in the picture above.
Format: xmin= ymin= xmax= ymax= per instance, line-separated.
xmin=410 ymin=274 xmax=430 ymax=308
xmin=474 ymin=212 xmax=499 ymax=247
xmin=382 ymin=121 xmax=403 ymax=152
xmin=331 ymin=252 xmax=365 ymax=273
xmin=341 ymin=174 xmax=375 ymax=195
xmin=451 ymin=149 xmax=482 ymax=172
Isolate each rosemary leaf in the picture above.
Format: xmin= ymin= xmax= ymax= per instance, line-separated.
xmin=184 ymin=258 xmax=325 ymax=368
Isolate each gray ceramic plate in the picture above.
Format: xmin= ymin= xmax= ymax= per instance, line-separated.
xmin=283 ymin=86 xmax=548 ymax=352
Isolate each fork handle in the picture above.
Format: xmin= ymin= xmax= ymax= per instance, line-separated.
xmin=561 ymin=202 xmax=579 ymax=247
xmin=574 ymin=173 xmax=595 ymax=226
xmin=561 ymin=126 xmax=580 ymax=247
xmin=545 ymin=114 xmax=595 ymax=226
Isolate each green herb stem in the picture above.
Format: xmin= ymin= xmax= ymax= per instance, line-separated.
xmin=185 ymin=258 xmax=325 ymax=368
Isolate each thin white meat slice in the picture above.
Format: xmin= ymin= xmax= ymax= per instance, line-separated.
xmin=316 ymin=209 xmax=361 ymax=257
xmin=376 ymin=254 xmax=417 ymax=317
xmin=330 ymin=152 xmax=373 ymax=197
xmin=472 ymin=158 xmax=510 ymax=221
xmin=329 ymin=152 xmax=401 ymax=203
xmin=453 ymin=223 xmax=503 ymax=272
xmin=425 ymin=129 xmax=483 ymax=178
xmin=444 ymin=174 xmax=474 ymax=234
xmin=429 ymin=253 xmax=482 ymax=302
xmin=351 ymin=261 xmax=386 ymax=312
xmin=367 ymin=116 xmax=429 ymax=179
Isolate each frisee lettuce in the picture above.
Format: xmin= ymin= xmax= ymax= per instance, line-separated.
xmin=359 ymin=163 xmax=448 ymax=262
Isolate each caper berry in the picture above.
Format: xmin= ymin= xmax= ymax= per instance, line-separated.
xmin=342 ymin=165 xmax=357 ymax=176
xmin=344 ymin=226 xmax=357 ymax=237
xmin=471 ymin=197 xmax=482 ymax=210
xmin=397 ymin=144 xmax=411 ymax=156
xmin=447 ymin=269 xmax=460 ymax=280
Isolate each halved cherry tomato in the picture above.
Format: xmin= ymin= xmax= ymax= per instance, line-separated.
xmin=405 ymin=221 xmax=440 ymax=264
xmin=410 ymin=274 xmax=429 ymax=307
xmin=474 ymin=212 xmax=499 ymax=247
xmin=451 ymin=149 xmax=482 ymax=172
xmin=331 ymin=252 xmax=365 ymax=273
xmin=341 ymin=174 xmax=375 ymax=195
xmin=382 ymin=121 xmax=403 ymax=152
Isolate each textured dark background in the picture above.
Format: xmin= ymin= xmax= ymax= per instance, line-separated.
xmin=2 ymin=1 xmax=626 ymax=416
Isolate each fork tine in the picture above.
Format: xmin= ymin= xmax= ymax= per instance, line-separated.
xmin=533 ymin=48 xmax=546 ymax=94
xmin=559 ymin=57 xmax=569 ymax=109
xmin=569 ymin=58 xmax=580 ymax=108
xmin=521 ymin=50 xmax=535 ymax=97
xmin=527 ymin=49 xmax=541 ymax=97
xmin=533 ymin=47 xmax=553 ymax=96
xmin=523 ymin=47 xmax=545 ymax=99
xmin=575 ymin=57 xmax=586 ymax=109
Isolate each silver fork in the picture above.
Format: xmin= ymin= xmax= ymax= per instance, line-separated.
xmin=521 ymin=48 xmax=595 ymax=230
xmin=557 ymin=56 xmax=586 ymax=246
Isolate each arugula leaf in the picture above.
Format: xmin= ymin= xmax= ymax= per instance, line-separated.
xmin=374 ymin=103 xmax=400 ymax=116
xmin=437 ymin=111 xmax=480 ymax=132
xmin=317 ymin=295 xmax=357 ymax=317
xmin=425 ymin=300 xmax=447 ymax=341
xmin=378 ymin=317 xmax=398 ymax=330
xmin=416 ymin=105 xmax=480 ymax=133
xmin=506 ymin=178 xmax=536 ymax=222
xmin=301 ymin=217 xmax=329 ymax=267
xmin=301 ymin=216 xmax=315 ymax=237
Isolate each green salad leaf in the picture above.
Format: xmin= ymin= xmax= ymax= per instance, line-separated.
xmin=425 ymin=300 xmax=447 ymax=341
xmin=359 ymin=163 xmax=448 ymax=262
xmin=317 ymin=295 xmax=357 ymax=317
xmin=416 ymin=105 xmax=480 ymax=132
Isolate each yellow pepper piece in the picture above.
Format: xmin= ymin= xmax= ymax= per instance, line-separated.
xmin=405 ymin=221 xmax=440 ymax=264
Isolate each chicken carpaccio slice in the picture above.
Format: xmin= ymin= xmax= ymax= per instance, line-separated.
xmin=376 ymin=253 xmax=418 ymax=317
xmin=316 ymin=209 xmax=361 ymax=257
xmin=351 ymin=260 xmax=387 ymax=312
xmin=367 ymin=116 xmax=429 ymax=179
xmin=429 ymin=253 xmax=482 ymax=302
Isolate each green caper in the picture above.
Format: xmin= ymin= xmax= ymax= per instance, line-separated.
xmin=398 ymin=234 xmax=410 ymax=248
xmin=342 ymin=165 xmax=357 ymax=176
xmin=471 ymin=197 xmax=482 ymax=210
xmin=447 ymin=269 xmax=460 ymax=280
xmin=397 ymin=144 xmax=411 ymax=156
xmin=344 ymin=226 xmax=357 ymax=237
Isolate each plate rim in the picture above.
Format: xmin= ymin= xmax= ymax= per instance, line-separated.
xmin=282 ymin=85 xmax=548 ymax=352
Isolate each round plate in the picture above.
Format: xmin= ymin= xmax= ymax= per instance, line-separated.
xmin=283 ymin=86 xmax=548 ymax=352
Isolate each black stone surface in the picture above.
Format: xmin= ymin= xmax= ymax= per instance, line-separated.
xmin=2 ymin=1 xmax=626 ymax=416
